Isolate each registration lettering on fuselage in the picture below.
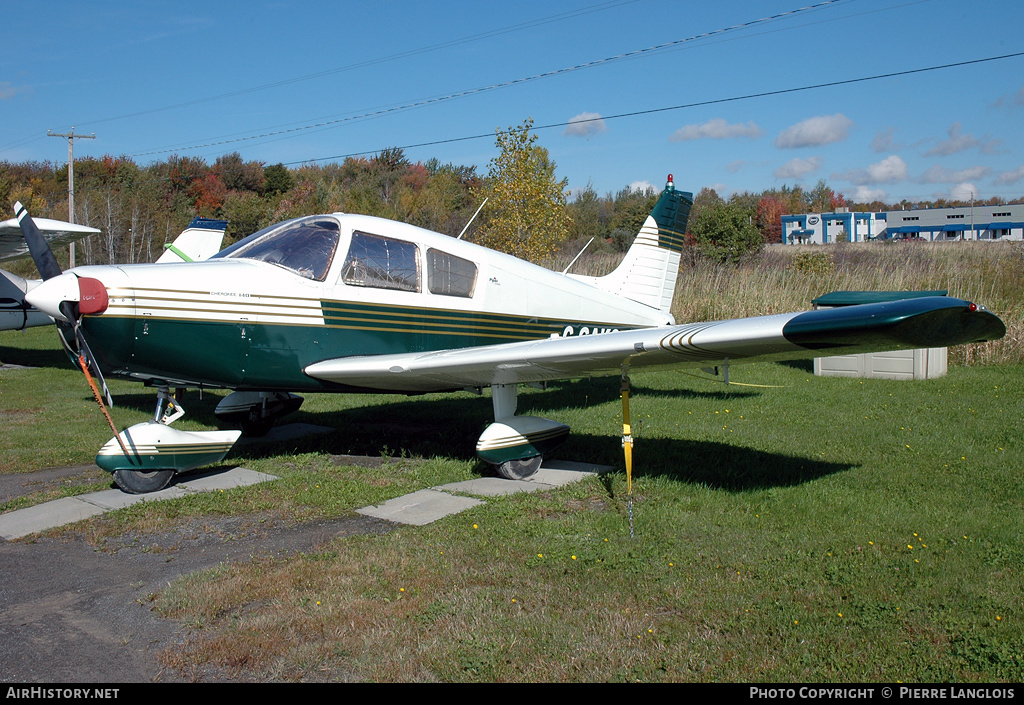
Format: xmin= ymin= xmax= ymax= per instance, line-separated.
xmin=561 ymin=325 xmax=620 ymax=337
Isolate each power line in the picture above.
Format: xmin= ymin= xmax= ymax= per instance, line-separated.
xmin=0 ymin=0 xmax=641 ymax=157
xmin=39 ymin=50 xmax=1024 ymax=206
xmin=75 ymin=0 xmax=644 ymax=129
xmin=130 ymin=0 xmax=851 ymax=158
xmin=292 ymin=50 xmax=1024 ymax=166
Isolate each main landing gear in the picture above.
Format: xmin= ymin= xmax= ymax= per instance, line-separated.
xmin=214 ymin=391 xmax=304 ymax=437
xmin=475 ymin=384 xmax=569 ymax=480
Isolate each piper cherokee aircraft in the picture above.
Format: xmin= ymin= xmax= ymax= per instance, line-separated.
xmin=14 ymin=175 xmax=1006 ymax=494
xmin=1 ymin=217 xmax=227 ymax=332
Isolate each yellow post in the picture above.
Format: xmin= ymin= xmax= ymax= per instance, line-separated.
xmin=620 ymin=368 xmax=634 ymax=536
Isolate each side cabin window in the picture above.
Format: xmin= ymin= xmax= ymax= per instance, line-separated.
xmin=212 ymin=216 xmax=339 ymax=281
xmin=341 ymin=231 xmax=420 ymax=292
xmin=427 ymin=248 xmax=477 ymax=298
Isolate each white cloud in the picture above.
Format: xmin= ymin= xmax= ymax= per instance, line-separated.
xmin=774 ymin=156 xmax=822 ymax=180
xmin=851 ymin=186 xmax=888 ymax=202
xmin=669 ymin=118 xmax=761 ymax=142
xmin=947 ymin=182 xmax=980 ymax=201
xmin=564 ymin=112 xmax=607 ymax=137
xmin=918 ymin=165 xmax=991 ymax=184
xmin=774 ymin=114 xmax=853 ymax=149
xmin=995 ymin=165 xmax=1024 ymax=186
xmin=725 ymin=160 xmax=745 ymax=174
xmin=834 ymin=155 xmax=907 ymax=185
xmin=923 ymin=122 xmax=1000 ymax=157
xmin=627 ymin=180 xmax=655 ymax=194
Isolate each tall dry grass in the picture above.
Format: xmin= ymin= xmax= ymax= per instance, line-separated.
xmin=557 ymin=241 xmax=1023 ymax=366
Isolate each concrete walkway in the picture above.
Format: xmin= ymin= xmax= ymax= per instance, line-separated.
xmin=0 ymin=459 xmax=612 ymax=541
xmin=356 ymin=459 xmax=611 ymax=526
xmin=0 ymin=467 xmax=278 ymax=540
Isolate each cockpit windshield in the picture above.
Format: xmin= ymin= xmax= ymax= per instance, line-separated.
xmin=211 ymin=216 xmax=340 ymax=281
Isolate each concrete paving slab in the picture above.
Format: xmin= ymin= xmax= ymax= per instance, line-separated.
xmin=356 ymin=489 xmax=483 ymax=526
xmin=358 ymin=458 xmax=615 ymax=525
xmin=0 ymin=467 xmax=280 ymax=541
xmin=539 ymin=459 xmax=615 ymax=476
xmin=433 ymin=459 xmax=614 ymax=497
xmin=0 ymin=497 xmax=106 ymax=541
xmin=435 ymin=477 xmax=550 ymax=496
xmin=178 ymin=467 xmax=279 ymax=491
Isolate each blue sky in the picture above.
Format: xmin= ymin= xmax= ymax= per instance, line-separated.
xmin=3 ymin=0 xmax=1023 ymax=205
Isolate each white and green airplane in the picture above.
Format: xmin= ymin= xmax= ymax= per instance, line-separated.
xmin=14 ymin=176 xmax=1006 ymax=494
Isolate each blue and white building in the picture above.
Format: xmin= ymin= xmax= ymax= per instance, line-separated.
xmin=781 ymin=203 xmax=1024 ymax=244
xmin=781 ymin=210 xmax=885 ymax=244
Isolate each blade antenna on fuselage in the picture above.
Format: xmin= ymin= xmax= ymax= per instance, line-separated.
xmin=457 ymin=198 xmax=488 ymax=240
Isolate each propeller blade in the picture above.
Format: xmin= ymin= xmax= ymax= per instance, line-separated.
xmin=14 ymin=202 xmax=63 ymax=281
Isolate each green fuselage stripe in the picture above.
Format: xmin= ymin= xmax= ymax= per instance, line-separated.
xmin=85 ymin=298 xmax=639 ymax=391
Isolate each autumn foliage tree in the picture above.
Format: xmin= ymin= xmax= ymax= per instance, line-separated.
xmin=474 ymin=118 xmax=571 ymax=262
xmin=756 ymin=195 xmax=787 ymax=244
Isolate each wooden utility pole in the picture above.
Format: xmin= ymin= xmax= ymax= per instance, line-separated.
xmin=48 ymin=127 xmax=95 ymax=267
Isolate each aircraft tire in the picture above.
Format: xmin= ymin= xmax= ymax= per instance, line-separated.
xmin=494 ymin=455 xmax=542 ymax=481
xmin=112 ymin=469 xmax=175 ymax=494
xmin=240 ymin=411 xmax=273 ymax=437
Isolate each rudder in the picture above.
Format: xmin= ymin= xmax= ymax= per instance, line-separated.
xmin=583 ymin=176 xmax=692 ymax=319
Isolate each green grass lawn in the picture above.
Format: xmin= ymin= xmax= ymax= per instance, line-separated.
xmin=2 ymin=326 xmax=1021 ymax=682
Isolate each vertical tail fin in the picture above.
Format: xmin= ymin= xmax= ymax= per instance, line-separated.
xmin=584 ymin=176 xmax=692 ymax=319
xmin=156 ymin=217 xmax=228 ymax=263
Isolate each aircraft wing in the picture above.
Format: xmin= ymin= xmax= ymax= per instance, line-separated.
xmin=0 ymin=217 xmax=100 ymax=263
xmin=305 ymin=296 xmax=1005 ymax=393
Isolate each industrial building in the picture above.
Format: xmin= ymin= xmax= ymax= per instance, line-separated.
xmin=781 ymin=203 xmax=1024 ymax=244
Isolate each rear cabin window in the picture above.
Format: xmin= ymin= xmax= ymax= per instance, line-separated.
xmin=341 ymin=231 xmax=420 ymax=292
xmin=427 ymin=248 xmax=477 ymax=298
xmin=213 ymin=216 xmax=340 ymax=281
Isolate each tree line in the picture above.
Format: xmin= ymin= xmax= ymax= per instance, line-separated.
xmin=3 ymin=121 xmax=1018 ymax=274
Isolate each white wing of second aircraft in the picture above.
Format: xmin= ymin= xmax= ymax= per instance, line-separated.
xmin=0 ymin=216 xmax=100 ymax=263
xmin=305 ymin=297 xmax=1005 ymax=393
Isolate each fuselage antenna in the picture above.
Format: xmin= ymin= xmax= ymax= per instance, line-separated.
xmin=561 ymin=237 xmax=595 ymax=275
xmin=457 ymin=198 xmax=488 ymax=240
